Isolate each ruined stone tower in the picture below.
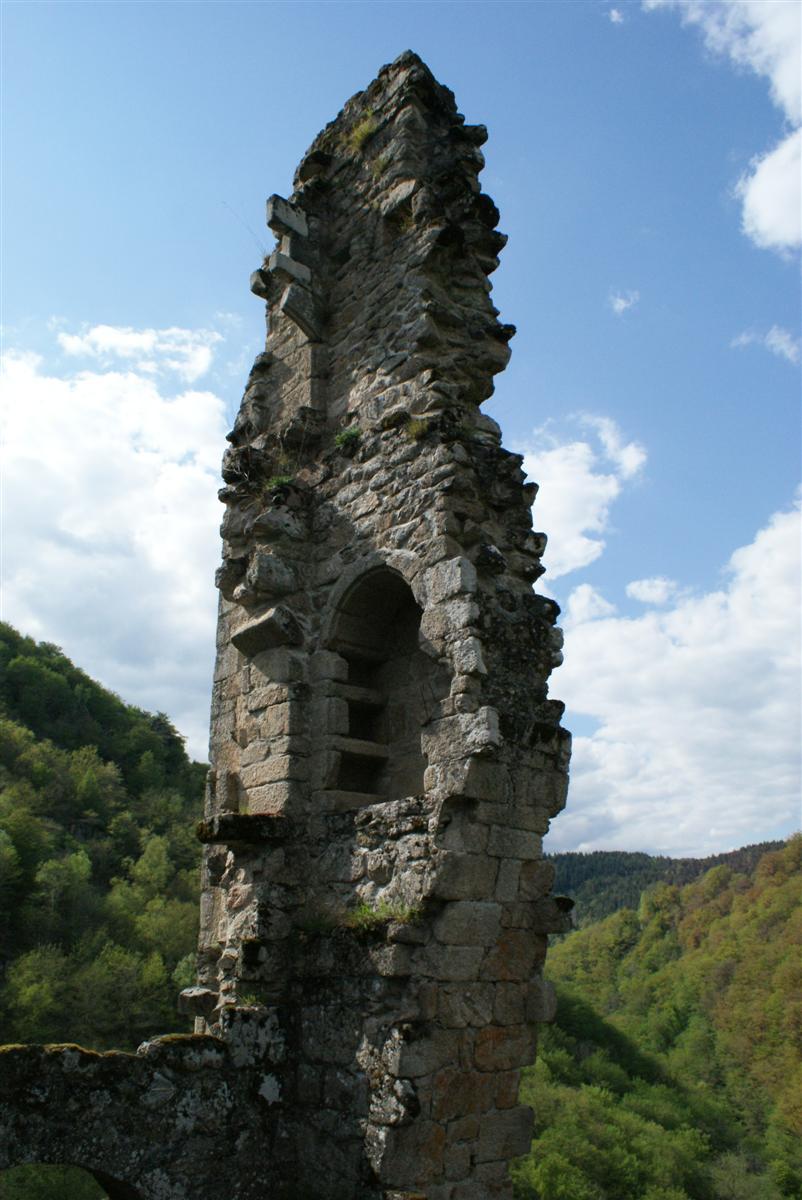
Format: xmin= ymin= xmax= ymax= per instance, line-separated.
xmin=0 ymin=52 xmax=570 ymax=1200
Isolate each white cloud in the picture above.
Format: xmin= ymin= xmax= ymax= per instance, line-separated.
xmin=1 ymin=335 xmax=230 ymax=758
xmin=567 ymin=584 xmax=618 ymax=623
xmin=584 ymin=414 xmax=647 ymax=479
xmin=548 ymin=500 xmax=802 ymax=856
xmin=737 ymin=128 xmax=802 ymax=255
xmin=644 ymin=0 xmax=801 ymax=254
xmin=731 ymin=323 xmax=801 ymax=364
xmin=57 ymin=323 xmax=224 ymax=383
xmin=522 ymin=416 xmax=646 ymax=579
xmin=609 ymin=8 xmax=625 ymax=24
xmin=626 ymin=576 xmax=677 ymax=604
xmin=609 ymin=289 xmax=640 ymax=316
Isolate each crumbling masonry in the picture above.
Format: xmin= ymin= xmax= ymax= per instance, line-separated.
xmin=0 ymin=52 xmax=571 ymax=1200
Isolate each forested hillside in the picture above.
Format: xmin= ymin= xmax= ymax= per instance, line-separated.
xmin=2 ymin=625 xmax=799 ymax=1200
xmin=514 ymin=839 xmax=802 ymax=1199
xmin=549 ymin=843 xmax=785 ymax=926
xmin=0 ymin=623 xmax=204 ymax=1050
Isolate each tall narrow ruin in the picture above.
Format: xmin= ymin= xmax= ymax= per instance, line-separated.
xmin=0 ymin=52 xmax=571 ymax=1200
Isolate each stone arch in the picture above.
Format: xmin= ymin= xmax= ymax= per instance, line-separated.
xmin=325 ymin=564 xmax=449 ymax=801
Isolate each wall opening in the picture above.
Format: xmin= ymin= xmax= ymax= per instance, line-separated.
xmin=327 ymin=567 xmax=448 ymax=801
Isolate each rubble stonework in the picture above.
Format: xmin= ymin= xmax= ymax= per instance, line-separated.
xmin=0 ymin=51 xmax=571 ymax=1200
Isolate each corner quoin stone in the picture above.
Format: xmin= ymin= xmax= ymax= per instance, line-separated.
xmin=0 ymin=49 xmax=572 ymax=1200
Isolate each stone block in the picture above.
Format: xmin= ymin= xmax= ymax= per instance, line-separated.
xmin=267 ymin=193 xmax=308 ymax=237
xmin=431 ymin=854 xmax=498 ymax=901
xmin=487 ymin=825 xmax=540 ymax=860
xmin=493 ymin=983 xmax=526 ymax=1026
xmin=494 ymin=859 xmax=521 ymax=902
xmin=245 ymin=781 xmax=304 ymax=815
xmin=475 ymin=1105 xmax=533 ymax=1162
xmin=379 ymin=1120 xmax=446 ymax=1188
xmin=423 ymin=557 xmax=477 ymax=604
xmin=397 ymin=1031 xmax=461 ymax=1078
xmin=246 ymin=683 xmax=291 ymax=711
xmin=246 ymin=551 xmax=297 ymax=597
xmin=438 ymin=811 xmax=489 ymax=854
xmin=481 ymin=931 xmax=539 ymax=982
xmin=444 ymin=1139 xmax=472 ymax=1180
xmin=241 ymin=757 xmax=307 ymax=788
xmin=431 ymin=1067 xmax=495 ymax=1120
xmin=280 ymin=282 xmax=323 ymax=341
xmin=368 ymin=944 xmax=415 ymax=978
xmin=433 ymin=901 xmax=501 ymax=947
xmin=493 ymin=1070 xmax=521 ymax=1109
xmin=474 ymin=1025 xmax=537 ymax=1072
xmin=310 ymin=649 xmax=348 ymax=682
xmin=438 ymin=983 xmax=494 ymax=1029
xmin=269 ymin=250 xmax=312 ymax=286
xmin=177 ymin=987 xmax=218 ymax=1018
xmin=518 ymin=859 xmax=555 ymax=900
xmin=417 ymin=944 xmax=485 ymax=981
xmin=451 ymin=636 xmax=487 ymax=676
xmin=231 ymin=606 xmax=303 ymax=656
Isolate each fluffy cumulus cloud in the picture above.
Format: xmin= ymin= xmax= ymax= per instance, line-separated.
xmin=522 ymin=415 xmax=646 ymax=579
xmin=1 ymin=329 xmax=231 ymax=758
xmin=608 ymin=8 xmax=625 ymax=24
xmin=731 ymin=324 xmax=801 ymax=365
xmin=57 ymin=323 xmax=223 ymax=382
xmin=547 ymin=500 xmax=802 ymax=856
xmin=644 ymin=0 xmax=801 ymax=255
xmin=626 ymin=576 xmax=678 ymax=604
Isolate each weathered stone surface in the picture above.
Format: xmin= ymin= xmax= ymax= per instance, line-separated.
xmin=0 ymin=48 xmax=570 ymax=1200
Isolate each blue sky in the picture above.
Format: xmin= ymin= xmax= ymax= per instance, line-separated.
xmin=2 ymin=0 xmax=800 ymax=856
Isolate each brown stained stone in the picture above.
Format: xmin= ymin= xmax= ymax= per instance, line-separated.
xmin=493 ymin=1070 xmax=521 ymax=1110
xmin=493 ymin=983 xmax=527 ymax=1026
xmin=431 ymin=1067 xmax=496 ymax=1121
xmin=481 ymin=930 xmax=540 ymax=982
xmin=474 ymin=1025 xmax=537 ymax=1072
xmin=380 ymin=1121 xmax=447 ymax=1188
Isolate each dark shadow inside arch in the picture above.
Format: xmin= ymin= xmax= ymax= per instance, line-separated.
xmin=328 ymin=567 xmax=449 ymax=800
xmin=0 ymin=1163 xmax=143 ymax=1200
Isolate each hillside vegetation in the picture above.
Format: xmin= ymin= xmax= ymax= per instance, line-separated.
xmin=2 ymin=625 xmax=799 ymax=1200
xmin=549 ymin=843 xmax=785 ymax=926
xmin=514 ymin=838 xmax=802 ymax=1200
xmin=0 ymin=623 xmax=204 ymax=1051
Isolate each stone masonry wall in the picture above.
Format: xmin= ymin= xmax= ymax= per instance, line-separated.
xmin=0 ymin=51 xmax=571 ymax=1200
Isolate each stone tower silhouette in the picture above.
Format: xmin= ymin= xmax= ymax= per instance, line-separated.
xmin=0 ymin=51 xmax=571 ymax=1200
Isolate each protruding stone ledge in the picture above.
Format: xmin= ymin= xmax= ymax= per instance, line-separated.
xmin=231 ymin=605 xmax=304 ymax=656
xmin=178 ymin=987 xmax=219 ymax=1018
xmin=279 ymin=281 xmax=324 ymax=341
xmin=267 ymin=194 xmax=308 ymax=238
xmin=268 ymin=250 xmax=312 ymax=286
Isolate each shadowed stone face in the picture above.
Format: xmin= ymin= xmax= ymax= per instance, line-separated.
xmin=0 ymin=50 xmax=571 ymax=1200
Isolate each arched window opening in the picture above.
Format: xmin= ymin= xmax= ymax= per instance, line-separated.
xmin=0 ymin=1163 xmax=142 ymax=1200
xmin=327 ymin=568 xmax=448 ymax=802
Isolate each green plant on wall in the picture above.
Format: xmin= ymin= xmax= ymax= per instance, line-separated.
xmin=404 ymin=417 xmax=429 ymax=442
xmin=346 ymin=112 xmax=377 ymax=154
xmin=334 ymin=427 xmax=361 ymax=449
xmin=344 ymin=900 xmax=421 ymax=932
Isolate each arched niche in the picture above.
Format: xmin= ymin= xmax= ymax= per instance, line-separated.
xmin=326 ymin=566 xmax=449 ymax=801
xmin=0 ymin=1163 xmax=142 ymax=1200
